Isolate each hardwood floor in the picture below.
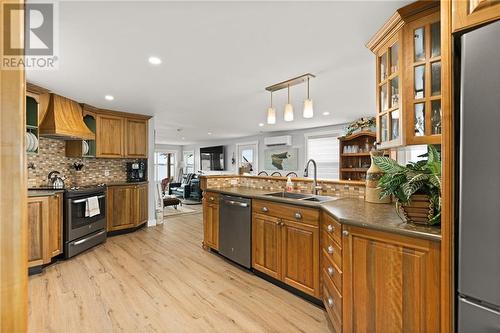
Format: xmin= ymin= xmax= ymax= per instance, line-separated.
xmin=29 ymin=212 xmax=330 ymax=332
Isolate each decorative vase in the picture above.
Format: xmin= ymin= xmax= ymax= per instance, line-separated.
xmin=365 ymin=151 xmax=391 ymax=204
xmin=399 ymin=194 xmax=434 ymax=225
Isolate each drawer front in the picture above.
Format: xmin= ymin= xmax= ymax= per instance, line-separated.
xmin=253 ymin=199 xmax=319 ymax=226
xmin=204 ymin=192 xmax=219 ymax=204
xmin=322 ymin=251 xmax=342 ymax=292
xmin=322 ymin=231 xmax=342 ymax=270
xmin=322 ymin=212 xmax=342 ymax=246
xmin=322 ymin=281 xmax=342 ymax=333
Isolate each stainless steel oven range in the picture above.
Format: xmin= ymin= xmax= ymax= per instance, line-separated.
xmin=64 ymin=185 xmax=107 ymax=258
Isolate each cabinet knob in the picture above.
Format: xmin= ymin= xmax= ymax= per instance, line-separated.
xmin=327 ymin=297 xmax=334 ymax=308
xmin=261 ymin=207 xmax=269 ymax=212
xmin=327 ymin=266 xmax=335 ymax=276
xmin=210 ymin=197 xmax=214 ymax=201
xmin=294 ymin=212 xmax=302 ymax=220
xmin=342 ymin=230 xmax=349 ymax=236
xmin=327 ymin=245 xmax=334 ymax=254
xmin=327 ymin=224 xmax=334 ymax=232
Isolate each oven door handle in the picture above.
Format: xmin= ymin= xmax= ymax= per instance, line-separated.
xmin=71 ymin=195 xmax=105 ymax=204
xmin=72 ymin=230 xmax=106 ymax=246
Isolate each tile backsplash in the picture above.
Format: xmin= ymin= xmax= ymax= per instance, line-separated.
xmin=27 ymin=137 xmax=137 ymax=188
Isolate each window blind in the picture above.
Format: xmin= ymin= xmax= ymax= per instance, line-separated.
xmin=306 ymin=135 xmax=340 ymax=179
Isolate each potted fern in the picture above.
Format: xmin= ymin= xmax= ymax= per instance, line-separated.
xmin=372 ymin=145 xmax=441 ymax=225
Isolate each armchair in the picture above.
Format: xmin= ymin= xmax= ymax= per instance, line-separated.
xmin=169 ymin=173 xmax=200 ymax=200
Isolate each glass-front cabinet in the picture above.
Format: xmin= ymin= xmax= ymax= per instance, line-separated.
xmin=375 ymin=34 xmax=402 ymax=148
xmin=405 ymin=11 xmax=441 ymax=145
xmin=367 ymin=2 xmax=441 ymax=148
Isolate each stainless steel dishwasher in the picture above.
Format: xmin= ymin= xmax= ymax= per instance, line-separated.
xmin=219 ymin=195 xmax=252 ymax=268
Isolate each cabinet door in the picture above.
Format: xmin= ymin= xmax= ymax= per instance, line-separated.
xmin=48 ymin=193 xmax=63 ymax=258
xmin=453 ymin=0 xmax=500 ymax=32
xmin=203 ymin=201 xmax=219 ymax=250
xmin=96 ymin=114 xmax=124 ymax=158
xmin=342 ymin=226 xmax=440 ymax=333
xmin=281 ymin=219 xmax=320 ymax=297
xmin=107 ymin=186 xmax=135 ymax=231
xmin=27 ymin=197 xmax=50 ymax=267
xmin=251 ymin=213 xmax=282 ymax=280
xmin=135 ymin=184 xmax=148 ymax=226
xmin=125 ymin=118 xmax=148 ymax=158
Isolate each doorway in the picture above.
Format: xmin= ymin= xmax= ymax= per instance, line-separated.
xmin=236 ymin=142 xmax=258 ymax=175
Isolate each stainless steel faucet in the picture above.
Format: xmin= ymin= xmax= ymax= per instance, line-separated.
xmin=303 ymin=159 xmax=321 ymax=195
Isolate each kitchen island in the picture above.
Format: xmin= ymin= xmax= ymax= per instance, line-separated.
xmin=201 ymin=176 xmax=441 ymax=333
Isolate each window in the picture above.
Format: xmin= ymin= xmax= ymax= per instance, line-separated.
xmin=154 ymin=152 xmax=176 ymax=182
xmin=183 ymin=151 xmax=195 ymax=174
xmin=236 ymin=142 xmax=258 ymax=174
xmin=305 ymin=133 xmax=340 ymax=179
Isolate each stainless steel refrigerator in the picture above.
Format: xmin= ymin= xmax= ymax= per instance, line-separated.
xmin=458 ymin=19 xmax=500 ymax=332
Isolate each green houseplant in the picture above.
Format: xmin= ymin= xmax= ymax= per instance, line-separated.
xmin=372 ymin=145 xmax=441 ymax=225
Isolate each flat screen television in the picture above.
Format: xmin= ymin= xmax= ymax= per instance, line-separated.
xmin=200 ymin=145 xmax=225 ymax=171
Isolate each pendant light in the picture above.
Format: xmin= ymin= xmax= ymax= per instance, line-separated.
xmin=284 ymin=85 xmax=294 ymax=122
xmin=303 ymin=77 xmax=313 ymax=118
xmin=267 ymin=92 xmax=276 ymax=124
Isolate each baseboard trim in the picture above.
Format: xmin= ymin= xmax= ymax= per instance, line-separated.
xmin=107 ymin=223 xmax=146 ymax=237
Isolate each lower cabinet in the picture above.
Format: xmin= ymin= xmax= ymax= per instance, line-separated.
xmin=341 ymin=225 xmax=441 ymax=333
xmin=107 ymin=183 xmax=148 ymax=232
xmin=251 ymin=200 xmax=320 ymax=298
xmin=202 ymin=192 xmax=219 ymax=250
xmin=28 ymin=193 xmax=63 ymax=268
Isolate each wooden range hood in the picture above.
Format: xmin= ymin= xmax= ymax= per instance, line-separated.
xmin=39 ymin=94 xmax=95 ymax=140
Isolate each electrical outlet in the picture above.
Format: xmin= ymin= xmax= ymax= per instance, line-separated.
xmin=104 ymin=170 xmax=110 ymax=177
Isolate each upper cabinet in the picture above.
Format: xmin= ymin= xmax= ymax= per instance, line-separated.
xmin=367 ymin=1 xmax=441 ymax=148
xmin=96 ymin=114 xmax=125 ymax=158
xmin=125 ymin=118 xmax=148 ymax=158
xmin=453 ymin=0 xmax=500 ymax=32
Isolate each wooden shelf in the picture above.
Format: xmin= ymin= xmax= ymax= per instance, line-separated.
xmin=340 ymin=168 xmax=369 ymax=172
xmin=341 ymin=153 xmax=372 ymax=157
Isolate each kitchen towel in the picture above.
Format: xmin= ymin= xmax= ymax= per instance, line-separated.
xmin=86 ymin=196 xmax=100 ymax=217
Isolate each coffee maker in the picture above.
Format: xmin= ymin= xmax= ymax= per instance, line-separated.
xmin=127 ymin=160 xmax=147 ymax=182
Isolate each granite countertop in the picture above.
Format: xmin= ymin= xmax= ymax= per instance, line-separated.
xmin=105 ymin=181 xmax=149 ymax=186
xmin=28 ymin=189 xmax=64 ymax=197
xmin=206 ymin=186 xmax=441 ymax=242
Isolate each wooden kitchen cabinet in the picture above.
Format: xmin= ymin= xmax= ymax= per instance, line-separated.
xmin=452 ymin=0 xmax=500 ymax=32
xmin=202 ymin=192 xmax=219 ymax=250
xmin=28 ymin=193 xmax=63 ymax=268
xmin=96 ymin=114 xmax=124 ymax=158
xmin=125 ymin=118 xmax=148 ymax=158
xmin=48 ymin=193 xmax=63 ymax=257
xmin=367 ymin=1 xmax=441 ymax=148
xmin=251 ymin=200 xmax=320 ymax=298
xmin=28 ymin=196 xmax=50 ymax=267
xmin=107 ymin=183 xmax=149 ymax=232
xmin=281 ymin=219 xmax=320 ymax=297
xmin=341 ymin=225 xmax=440 ymax=333
xmin=252 ymin=213 xmax=281 ymax=280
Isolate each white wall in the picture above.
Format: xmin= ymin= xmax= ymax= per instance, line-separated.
xmin=181 ymin=124 xmax=347 ymax=176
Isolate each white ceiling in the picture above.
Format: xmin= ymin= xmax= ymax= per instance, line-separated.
xmin=27 ymin=1 xmax=409 ymax=145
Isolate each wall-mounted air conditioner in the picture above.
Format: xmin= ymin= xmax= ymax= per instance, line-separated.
xmin=264 ymin=135 xmax=292 ymax=146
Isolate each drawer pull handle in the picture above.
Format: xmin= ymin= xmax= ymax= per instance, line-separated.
xmin=294 ymin=212 xmax=302 ymax=220
xmin=327 ymin=297 xmax=334 ymax=308
xmin=327 ymin=245 xmax=334 ymax=254
xmin=342 ymin=230 xmax=349 ymax=236
xmin=327 ymin=224 xmax=334 ymax=232
xmin=261 ymin=207 xmax=269 ymax=212
xmin=327 ymin=266 xmax=335 ymax=276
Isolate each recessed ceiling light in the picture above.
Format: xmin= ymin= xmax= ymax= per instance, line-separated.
xmin=322 ymin=111 xmax=330 ymax=116
xmin=104 ymin=95 xmax=114 ymax=101
xmin=207 ymin=132 xmax=212 ymax=135
xmin=148 ymin=56 xmax=162 ymax=65
xmin=258 ymin=123 xmax=264 ymax=127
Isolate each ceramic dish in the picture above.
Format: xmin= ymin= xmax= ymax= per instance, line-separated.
xmin=31 ymin=132 xmax=39 ymax=152
xmin=26 ymin=132 xmax=34 ymax=152
xmin=82 ymin=140 xmax=89 ymax=155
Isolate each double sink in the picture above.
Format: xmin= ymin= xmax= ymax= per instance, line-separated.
xmin=265 ymin=191 xmax=335 ymax=203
